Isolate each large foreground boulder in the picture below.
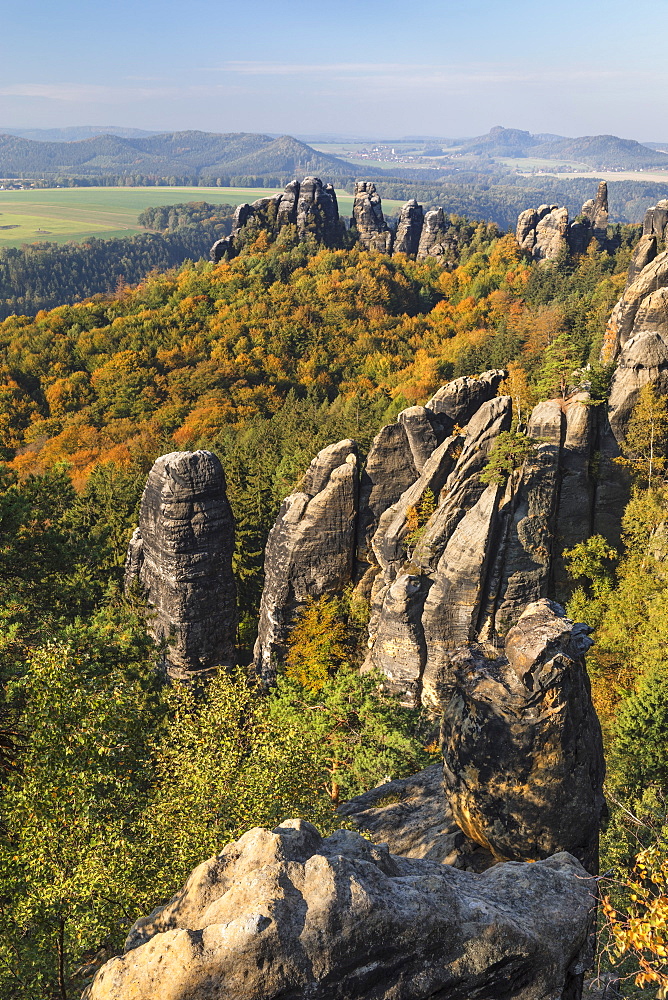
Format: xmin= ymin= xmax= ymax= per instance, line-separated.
xmin=124 ymin=450 xmax=237 ymax=681
xmin=86 ymin=819 xmax=596 ymax=1000
xmin=441 ymin=599 xmax=606 ymax=874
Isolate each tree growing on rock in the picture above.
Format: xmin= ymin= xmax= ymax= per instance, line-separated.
xmin=480 ymin=431 xmax=538 ymax=491
xmin=616 ymin=384 xmax=668 ymax=488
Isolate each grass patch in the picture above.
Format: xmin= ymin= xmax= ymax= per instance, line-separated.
xmin=0 ymin=185 xmax=406 ymax=248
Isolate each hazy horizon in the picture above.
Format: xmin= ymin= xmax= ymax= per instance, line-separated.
xmin=3 ymin=0 xmax=668 ymax=142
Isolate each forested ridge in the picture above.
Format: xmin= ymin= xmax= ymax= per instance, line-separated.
xmin=0 ymin=202 xmax=235 ymax=319
xmin=0 ymin=219 xmax=667 ymax=996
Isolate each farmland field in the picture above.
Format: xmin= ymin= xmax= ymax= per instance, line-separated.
xmin=0 ymin=186 xmax=406 ymax=248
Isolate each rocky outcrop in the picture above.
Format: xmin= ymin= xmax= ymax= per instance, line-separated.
xmin=424 ymin=369 xmax=506 ymax=430
xmin=253 ymin=441 xmax=359 ymax=682
xmin=254 ymin=372 xmax=509 ymax=684
xmin=601 ymin=239 xmax=668 ymax=445
xmin=355 ymin=422 xmax=420 ymax=577
xmin=366 ymin=396 xmax=511 ymax=708
xmin=124 ymin=451 xmax=236 ymax=681
xmin=625 ymin=233 xmax=657 ymax=285
xmin=516 ymin=204 xmax=558 ymax=254
xmin=517 ymin=184 xmax=610 ymax=261
xmin=254 ymin=368 xmax=600 ymax=703
xmin=608 ymin=324 xmax=668 ymax=442
xmin=296 ymin=176 xmax=341 ymax=243
xmin=581 ymin=181 xmax=609 ymax=233
xmin=643 ymin=198 xmax=668 ymax=239
xmin=337 ymin=764 xmax=496 ymax=871
xmin=86 ymin=818 xmax=596 ymax=1000
xmin=351 ymin=181 xmax=393 ymax=252
xmin=365 ymin=388 xmax=600 ymax=710
xmin=211 ymin=177 xmax=343 ymax=261
xmin=393 ymin=198 xmax=423 ymax=254
xmin=534 ymin=205 xmax=569 ymax=261
xmin=441 ymin=599 xmax=606 ymax=874
xmin=603 ymin=249 xmax=668 ymax=361
xmin=211 ymin=177 xmax=463 ymax=265
xmin=415 ymin=208 xmax=457 ymax=261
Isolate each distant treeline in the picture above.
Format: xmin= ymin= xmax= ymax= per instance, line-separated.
xmin=0 ymin=208 xmax=234 ymax=319
xmin=367 ymin=175 xmax=668 ymax=229
xmin=18 ymin=171 xmax=668 ymax=230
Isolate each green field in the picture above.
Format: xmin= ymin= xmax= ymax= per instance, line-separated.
xmin=0 ymin=186 xmax=406 ymax=248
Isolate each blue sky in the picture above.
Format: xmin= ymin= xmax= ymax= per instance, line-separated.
xmin=2 ymin=0 xmax=667 ymax=139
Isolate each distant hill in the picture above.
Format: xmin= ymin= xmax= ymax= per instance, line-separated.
xmin=531 ymin=134 xmax=668 ymax=169
xmin=455 ymin=126 xmax=538 ymax=157
xmin=451 ymin=126 xmax=668 ymax=169
xmin=0 ymin=130 xmax=357 ymax=180
xmin=0 ymin=125 xmax=161 ymax=142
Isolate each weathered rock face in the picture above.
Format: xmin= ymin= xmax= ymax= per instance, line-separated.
xmin=534 ymin=205 xmax=569 ymax=261
xmin=295 ymin=177 xmax=340 ymax=243
xmin=643 ymin=198 xmax=668 ymax=239
xmin=517 ymin=204 xmax=573 ymax=261
xmin=600 ymin=242 xmax=668 ymax=450
xmin=517 ymin=184 xmax=610 ymax=261
xmin=366 ymin=396 xmax=512 ymax=707
xmin=393 ymin=198 xmax=424 ymax=254
xmin=351 ymin=180 xmax=393 ymax=252
xmin=124 ymin=451 xmax=237 ymax=681
xmin=211 ymin=177 xmax=343 ymax=261
xmin=253 ymin=441 xmax=359 ymax=682
xmin=626 ymin=233 xmax=658 ymax=285
xmin=441 ymin=599 xmax=606 ymax=874
xmin=254 ymin=368 xmax=601 ymax=704
xmin=603 ymin=249 xmax=668 ymax=361
xmin=337 ymin=763 xmax=496 ymax=871
xmin=516 ymin=204 xmax=557 ymax=254
xmin=86 ymin=818 xmax=596 ymax=1000
xmin=211 ymin=176 xmax=460 ymax=264
xmin=355 ymin=422 xmax=419 ymax=577
xmin=254 ymin=372 xmax=510 ymax=684
xmin=425 ymin=369 xmax=506 ymax=429
xmin=416 ymin=207 xmax=458 ymax=262
xmin=608 ymin=326 xmax=668 ymax=442
xmin=581 ymin=180 xmax=608 ymax=233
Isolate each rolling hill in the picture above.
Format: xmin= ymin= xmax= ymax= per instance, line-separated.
xmin=453 ymin=126 xmax=668 ymax=169
xmin=0 ymin=130 xmax=357 ymax=179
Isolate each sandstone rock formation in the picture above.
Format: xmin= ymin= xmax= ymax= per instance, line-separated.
xmin=626 ymin=232 xmax=657 ymax=284
xmin=441 ymin=599 xmax=606 ymax=874
xmin=86 ymin=819 xmax=596 ymax=1000
xmin=253 ymin=441 xmax=359 ymax=682
xmin=643 ymin=198 xmax=668 ymax=239
xmin=604 ymin=248 xmax=668 ymax=361
xmin=601 ymin=238 xmax=668 ymax=446
xmin=337 ymin=763 xmax=495 ymax=870
xmin=351 ymin=181 xmax=393 ymax=252
xmin=365 ymin=389 xmax=600 ymax=710
xmin=516 ymin=204 xmax=560 ymax=258
xmin=581 ymin=180 xmax=609 ymax=233
xmin=534 ymin=205 xmax=569 ymax=261
xmin=124 ymin=451 xmax=236 ymax=681
xmin=253 ymin=372 xmax=513 ymax=685
xmin=416 ymin=207 xmax=458 ymax=262
xmin=393 ymin=198 xmax=423 ymax=254
xmin=254 ymin=370 xmax=601 ymax=704
xmin=210 ymin=176 xmax=461 ymax=265
xmin=516 ymin=184 xmax=610 ymax=261
xmin=211 ymin=177 xmax=343 ymax=261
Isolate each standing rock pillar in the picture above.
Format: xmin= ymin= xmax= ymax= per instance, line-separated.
xmin=125 ymin=450 xmax=237 ymax=681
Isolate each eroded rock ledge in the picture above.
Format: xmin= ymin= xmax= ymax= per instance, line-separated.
xmin=85 ymin=819 xmax=596 ymax=1000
